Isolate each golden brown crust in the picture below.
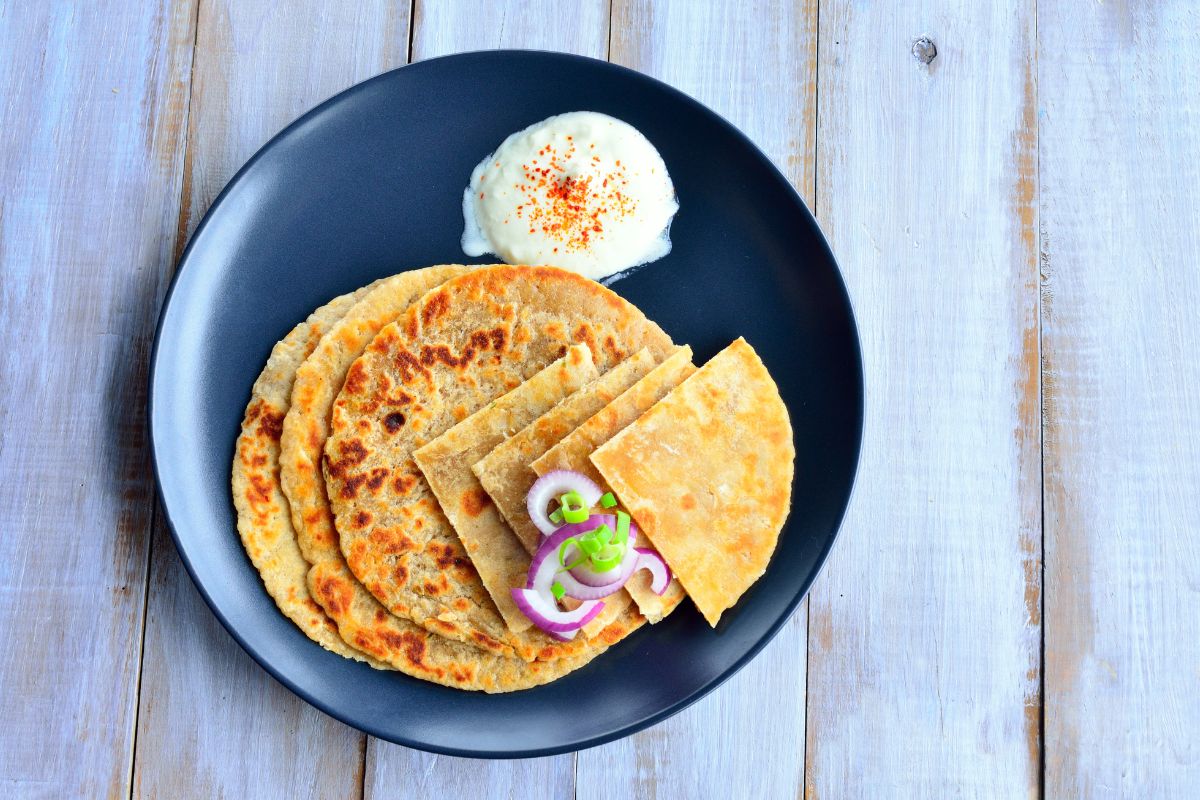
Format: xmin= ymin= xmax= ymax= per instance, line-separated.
xmin=326 ymin=266 xmax=674 ymax=662
xmin=590 ymin=338 xmax=794 ymax=627
xmin=232 ymin=284 xmax=387 ymax=665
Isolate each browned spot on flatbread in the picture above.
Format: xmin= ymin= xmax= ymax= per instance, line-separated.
xmin=421 ymin=290 xmax=450 ymax=326
xmin=245 ymin=475 xmax=273 ymax=516
xmin=352 ymin=511 xmax=372 ymax=529
xmin=429 ymin=618 xmax=459 ymax=637
xmin=339 ymin=474 xmax=367 ymax=499
xmin=383 ymin=411 xmax=406 ymax=433
xmin=460 ymin=487 xmax=491 ymax=517
xmin=366 ymin=467 xmax=389 ymax=493
xmin=394 ymin=348 xmax=430 ymax=383
xmin=471 ymin=631 xmax=505 ymax=652
xmin=325 ymin=438 xmax=368 ymax=478
xmin=371 ymin=526 xmax=417 ymax=554
xmin=257 ymin=409 xmax=285 ymax=441
xmin=379 ymin=629 xmax=429 ymax=669
xmin=314 ymin=573 xmax=352 ymax=615
xmin=343 ymin=361 xmax=369 ymax=395
xmin=489 ymin=327 xmax=507 ymax=351
xmin=423 ymin=575 xmax=450 ymax=596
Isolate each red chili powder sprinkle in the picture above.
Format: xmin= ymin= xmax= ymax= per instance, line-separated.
xmin=503 ymin=139 xmax=637 ymax=252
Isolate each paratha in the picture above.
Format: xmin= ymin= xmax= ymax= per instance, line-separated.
xmin=532 ymin=347 xmax=694 ymax=622
xmin=325 ymin=265 xmax=674 ymax=661
xmin=265 ymin=267 xmax=642 ymax=689
xmin=590 ymin=338 xmax=794 ymax=627
xmin=473 ymin=348 xmax=657 ymax=637
xmin=414 ymin=345 xmax=598 ymax=632
xmin=232 ymin=284 xmax=384 ymax=665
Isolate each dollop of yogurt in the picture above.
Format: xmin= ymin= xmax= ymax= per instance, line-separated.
xmin=462 ymin=111 xmax=678 ymax=281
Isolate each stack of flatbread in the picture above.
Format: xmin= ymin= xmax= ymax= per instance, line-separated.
xmin=232 ymin=265 xmax=793 ymax=692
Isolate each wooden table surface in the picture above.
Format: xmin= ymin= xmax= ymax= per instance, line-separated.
xmin=3 ymin=1 xmax=1198 ymax=797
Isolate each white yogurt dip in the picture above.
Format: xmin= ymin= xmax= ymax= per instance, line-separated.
xmin=462 ymin=111 xmax=678 ymax=280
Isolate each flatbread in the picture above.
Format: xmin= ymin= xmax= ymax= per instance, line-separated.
xmin=532 ymin=347 xmax=694 ymax=622
xmin=414 ymin=346 xmax=598 ymax=632
xmin=590 ymin=338 xmax=794 ymax=627
xmin=473 ymin=348 xmax=656 ymax=637
xmin=281 ymin=266 xmax=470 ymax=566
xmin=265 ymin=267 xmax=643 ymax=690
xmin=326 ymin=265 xmax=674 ymax=662
xmin=232 ymin=284 xmax=385 ymax=665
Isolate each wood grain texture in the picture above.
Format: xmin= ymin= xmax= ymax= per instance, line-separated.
xmin=0 ymin=2 xmax=197 ymax=797
xmin=132 ymin=3 xmax=410 ymax=798
xmin=575 ymin=2 xmax=817 ymax=798
xmin=411 ymin=0 xmax=609 ymax=61
xmin=805 ymin=3 xmax=1042 ymax=798
xmin=363 ymin=1 xmax=610 ymax=794
xmin=1041 ymin=1 xmax=1200 ymax=795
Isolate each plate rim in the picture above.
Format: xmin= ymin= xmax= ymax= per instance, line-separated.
xmin=148 ymin=48 xmax=864 ymax=759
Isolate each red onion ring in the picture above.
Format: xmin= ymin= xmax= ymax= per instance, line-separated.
xmin=525 ymin=470 xmax=603 ymax=536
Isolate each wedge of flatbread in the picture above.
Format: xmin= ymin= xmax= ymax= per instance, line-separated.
xmin=414 ymin=345 xmax=597 ymax=632
xmin=590 ymin=338 xmax=794 ymax=627
xmin=532 ymin=347 xmax=694 ymax=622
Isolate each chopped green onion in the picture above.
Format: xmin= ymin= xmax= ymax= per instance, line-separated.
xmin=615 ymin=511 xmax=630 ymax=545
xmin=549 ymin=507 xmax=564 ymax=524
xmin=591 ymin=544 xmax=624 ymax=572
xmin=599 ymin=492 xmax=617 ymax=508
xmin=551 ymin=581 xmax=566 ymax=601
xmin=559 ymin=490 xmax=590 ymax=524
xmin=592 ymin=523 xmax=613 ymax=546
xmin=579 ymin=535 xmax=602 ymax=556
xmin=558 ymin=537 xmax=588 ymax=570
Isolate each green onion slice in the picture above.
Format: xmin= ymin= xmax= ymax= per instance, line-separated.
xmin=599 ymin=492 xmax=617 ymax=508
xmin=615 ymin=511 xmax=631 ymax=545
xmin=559 ymin=490 xmax=590 ymax=524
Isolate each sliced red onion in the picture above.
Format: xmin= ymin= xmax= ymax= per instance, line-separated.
xmin=526 ymin=517 xmax=617 ymax=589
xmin=511 ymin=588 xmax=604 ymax=634
xmin=633 ymin=548 xmax=672 ymax=595
xmin=525 ymin=470 xmax=604 ymax=536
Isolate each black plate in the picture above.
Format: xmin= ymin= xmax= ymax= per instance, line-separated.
xmin=150 ymin=50 xmax=862 ymax=758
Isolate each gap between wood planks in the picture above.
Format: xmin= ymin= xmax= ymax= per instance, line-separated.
xmin=127 ymin=1 xmax=204 ymax=797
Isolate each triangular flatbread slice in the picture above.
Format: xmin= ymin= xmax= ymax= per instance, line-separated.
xmin=590 ymin=338 xmax=794 ymax=627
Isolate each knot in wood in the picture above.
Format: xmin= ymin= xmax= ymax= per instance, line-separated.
xmin=912 ymin=36 xmax=937 ymax=65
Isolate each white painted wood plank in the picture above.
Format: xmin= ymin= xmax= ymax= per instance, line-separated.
xmin=365 ymin=1 xmax=607 ymax=791
xmin=411 ymin=0 xmax=609 ymax=61
xmin=0 ymin=2 xmax=197 ymax=796
xmin=1041 ymin=2 xmax=1200 ymax=795
xmin=805 ymin=3 xmax=1042 ymax=798
xmin=132 ymin=2 xmax=411 ymax=797
xmin=574 ymin=3 xmax=817 ymax=798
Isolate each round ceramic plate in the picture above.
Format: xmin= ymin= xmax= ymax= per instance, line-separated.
xmin=150 ymin=50 xmax=862 ymax=758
